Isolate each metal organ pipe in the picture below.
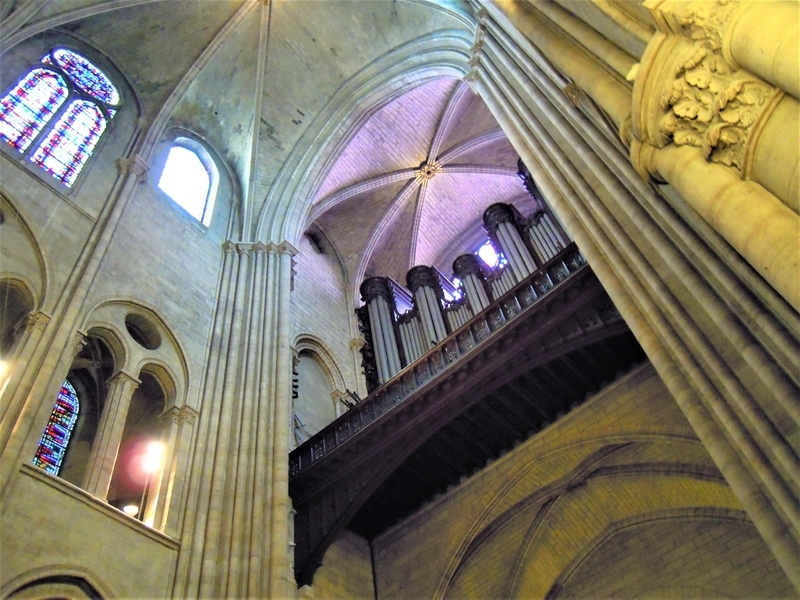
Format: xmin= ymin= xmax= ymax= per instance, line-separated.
xmin=407 ymin=266 xmax=447 ymax=348
xmin=453 ymin=254 xmax=491 ymax=312
xmin=367 ymin=299 xmax=389 ymax=383
xmin=360 ymin=277 xmax=402 ymax=384
xmin=376 ymin=295 xmax=402 ymax=376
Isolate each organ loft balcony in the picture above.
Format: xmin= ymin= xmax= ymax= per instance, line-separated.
xmin=289 ymin=203 xmax=646 ymax=587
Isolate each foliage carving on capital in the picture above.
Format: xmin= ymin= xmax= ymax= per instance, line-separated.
xmin=669 ymin=0 xmax=741 ymax=54
xmin=658 ymin=41 xmax=774 ymax=169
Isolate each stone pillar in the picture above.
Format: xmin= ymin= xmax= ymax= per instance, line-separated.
xmin=173 ymin=240 xmax=298 ymax=599
xmin=629 ymin=1 xmax=800 ymax=307
xmin=0 ymin=312 xmax=50 ymax=448
xmin=82 ymin=370 xmax=140 ymax=499
xmin=468 ymin=2 xmax=800 ymax=588
xmin=348 ymin=337 xmax=367 ymax=398
xmin=482 ymin=0 xmax=633 ymax=127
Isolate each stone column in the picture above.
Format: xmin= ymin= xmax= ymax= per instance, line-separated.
xmin=629 ymin=1 xmax=800 ymax=308
xmin=0 ymin=312 xmax=50 ymax=449
xmin=349 ymin=337 xmax=367 ymax=398
xmin=148 ymin=404 xmax=198 ymax=536
xmin=468 ymin=3 xmax=800 ymax=588
xmin=482 ymin=0 xmax=633 ymax=127
xmin=81 ymin=370 xmax=140 ymax=499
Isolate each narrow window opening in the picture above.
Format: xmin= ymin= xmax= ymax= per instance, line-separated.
xmin=157 ymin=139 xmax=217 ymax=226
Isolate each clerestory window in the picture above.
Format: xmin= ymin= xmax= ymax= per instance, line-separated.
xmin=0 ymin=48 xmax=120 ymax=188
xmin=157 ymin=137 xmax=218 ymax=226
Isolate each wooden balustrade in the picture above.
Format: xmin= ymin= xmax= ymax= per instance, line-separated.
xmin=289 ymin=243 xmax=586 ymax=480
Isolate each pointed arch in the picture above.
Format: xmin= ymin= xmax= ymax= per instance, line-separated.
xmin=256 ymin=28 xmax=474 ymax=244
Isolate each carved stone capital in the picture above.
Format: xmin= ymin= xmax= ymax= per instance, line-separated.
xmin=108 ymin=369 xmax=141 ymax=391
xmin=277 ymin=241 xmax=299 ymax=257
xmin=349 ymin=337 xmax=365 ymax=351
xmin=71 ymin=330 xmax=88 ymax=357
xmin=236 ymin=242 xmax=253 ymax=257
xmin=159 ymin=405 xmax=182 ymax=425
xmin=179 ymin=405 xmax=199 ymax=424
xmin=222 ymin=240 xmax=238 ymax=255
xmin=252 ymin=241 xmax=268 ymax=255
xmin=633 ymin=30 xmax=777 ymax=173
xmin=116 ymin=155 xmax=149 ymax=183
xmin=23 ymin=311 xmax=50 ymax=333
xmin=646 ymin=0 xmax=745 ymax=63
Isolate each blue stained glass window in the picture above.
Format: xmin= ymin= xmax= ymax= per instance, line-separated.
xmin=0 ymin=69 xmax=68 ymax=151
xmin=31 ymin=100 xmax=107 ymax=186
xmin=0 ymin=48 xmax=120 ymax=187
xmin=49 ymin=49 xmax=120 ymax=105
xmin=32 ymin=380 xmax=80 ymax=476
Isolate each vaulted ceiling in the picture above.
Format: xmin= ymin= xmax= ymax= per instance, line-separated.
xmin=2 ymin=0 xmax=533 ymax=297
xmin=307 ymin=77 xmax=538 ymax=300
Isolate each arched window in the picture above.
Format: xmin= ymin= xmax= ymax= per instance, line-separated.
xmin=32 ymin=379 xmax=80 ymax=476
xmin=0 ymin=48 xmax=120 ymax=187
xmin=157 ymin=136 xmax=218 ymax=226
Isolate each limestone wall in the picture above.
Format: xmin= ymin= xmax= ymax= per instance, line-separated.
xmin=371 ymin=363 xmax=795 ymax=599
xmin=0 ymin=466 xmax=178 ymax=598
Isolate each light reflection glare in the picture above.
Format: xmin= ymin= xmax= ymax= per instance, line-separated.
xmin=477 ymin=241 xmax=499 ymax=268
xmin=158 ymin=146 xmax=209 ymax=221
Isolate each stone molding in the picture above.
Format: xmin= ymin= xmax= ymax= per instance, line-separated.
xmin=107 ymin=370 xmax=141 ymax=389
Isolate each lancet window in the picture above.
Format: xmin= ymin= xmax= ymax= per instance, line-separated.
xmin=32 ymin=379 xmax=80 ymax=476
xmin=0 ymin=48 xmax=120 ymax=187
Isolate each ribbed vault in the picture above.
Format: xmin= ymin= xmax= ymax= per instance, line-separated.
xmin=306 ymin=77 xmax=538 ymax=300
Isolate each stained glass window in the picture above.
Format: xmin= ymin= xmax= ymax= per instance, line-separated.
xmin=50 ymin=49 xmax=120 ymax=105
xmin=0 ymin=48 xmax=120 ymax=187
xmin=31 ymin=100 xmax=107 ymax=187
xmin=32 ymin=379 xmax=80 ymax=476
xmin=0 ymin=69 xmax=68 ymax=151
